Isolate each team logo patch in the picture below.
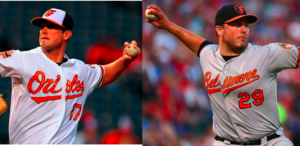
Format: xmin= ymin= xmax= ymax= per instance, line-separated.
xmin=234 ymin=5 xmax=245 ymax=14
xmin=0 ymin=50 xmax=14 ymax=59
xmin=276 ymin=43 xmax=294 ymax=49
xmin=45 ymin=9 xmax=57 ymax=17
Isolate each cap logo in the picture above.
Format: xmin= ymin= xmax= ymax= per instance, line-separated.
xmin=45 ymin=9 xmax=57 ymax=17
xmin=234 ymin=5 xmax=244 ymax=14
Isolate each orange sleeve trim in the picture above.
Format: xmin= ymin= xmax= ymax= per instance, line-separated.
xmin=97 ymin=65 xmax=105 ymax=87
xmin=296 ymin=47 xmax=300 ymax=68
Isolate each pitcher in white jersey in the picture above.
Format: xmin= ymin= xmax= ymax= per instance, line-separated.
xmin=0 ymin=8 xmax=141 ymax=144
xmin=146 ymin=4 xmax=294 ymax=146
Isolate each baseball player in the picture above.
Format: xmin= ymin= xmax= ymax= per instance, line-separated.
xmin=146 ymin=4 xmax=294 ymax=146
xmin=0 ymin=8 xmax=141 ymax=144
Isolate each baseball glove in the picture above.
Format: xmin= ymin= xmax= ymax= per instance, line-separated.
xmin=0 ymin=94 xmax=7 ymax=116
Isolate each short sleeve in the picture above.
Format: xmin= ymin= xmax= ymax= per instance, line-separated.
xmin=0 ymin=50 xmax=25 ymax=78
xmin=86 ymin=64 xmax=105 ymax=95
xmin=267 ymin=43 xmax=300 ymax=73
xmin=197 ymin=40 xmax=213 ymax=57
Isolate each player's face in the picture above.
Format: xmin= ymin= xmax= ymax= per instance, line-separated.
xmin=39 ymin=22 xmax=64 ymax=51
xmin=223 ymin=18 xmax=249 ymax=52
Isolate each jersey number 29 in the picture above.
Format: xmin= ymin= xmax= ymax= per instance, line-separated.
xmin=238 ymin=89 xmax=264 ymax=109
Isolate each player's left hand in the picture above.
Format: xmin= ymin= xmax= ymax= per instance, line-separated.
xmin=0 ymin=94 xmax=7 ymax=116
xmin=123 ymin=40 xmax=141 ymax=60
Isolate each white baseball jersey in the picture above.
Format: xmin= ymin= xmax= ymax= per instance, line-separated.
xmin=199 ymin=42 xmax=299 ymax=143
xmin=0 ymin=47 xmax=105 ymax=144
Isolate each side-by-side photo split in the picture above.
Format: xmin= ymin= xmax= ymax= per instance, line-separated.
xmin=1 ymin=0 xmax=300 ymax=146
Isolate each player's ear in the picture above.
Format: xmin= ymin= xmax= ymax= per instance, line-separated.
xmin=63 ymin=30 xmax=72 ymax=41
xmin=215 ymin=25 xmax=224 ymax=36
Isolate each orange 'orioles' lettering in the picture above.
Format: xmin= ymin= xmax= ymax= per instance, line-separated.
xmin=28 ymin=71 xmax=85 ymax=104
xmin=204 ymin=71 xmax=221 ymax=94
xmin=222 ymin=69 xmax=260 ymax=94
xmin=204 ymin=69 xmax=260 ymax=95
xmin=28 ymin=71 xmax=62 ymax=94
xmin=66 ymin=74 xmax=84 ymax=93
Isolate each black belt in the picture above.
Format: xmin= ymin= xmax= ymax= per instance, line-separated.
xmin=214 ymin=133 xmax=280 ymax=145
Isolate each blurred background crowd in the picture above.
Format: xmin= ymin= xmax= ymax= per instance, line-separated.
xmin=143 ymin=0 xmax=300 ymax=145
xmin=0 ymin=1 xmax=142 ymax=144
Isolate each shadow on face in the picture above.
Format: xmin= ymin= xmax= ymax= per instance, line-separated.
xmin=39 ymin=21 xmax=65 ymax=51
xmin=217 ymin=17 xmax=250 ymax=53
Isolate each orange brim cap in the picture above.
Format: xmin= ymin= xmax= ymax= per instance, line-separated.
xmin=215 ymin=4 xmax=258 ymax=26
xmin=31 ymin=17 xmax=65 ymax=28
xmin=225 ymin=14 xmax=257 ymax=24
xmin=31 ymin=8 xmax=73 ymax=31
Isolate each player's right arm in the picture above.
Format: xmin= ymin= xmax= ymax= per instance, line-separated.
xmin=146 ymin=5 xmax=206 ymax=55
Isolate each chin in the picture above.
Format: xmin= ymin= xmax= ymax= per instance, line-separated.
xmin=236 ymin=43 xmax=247 ymax=50
xmin=242 ymin=42 xmax=248 ymax=48
xmin=40 ymin=44 xmax=46 ymax=49
xmin=230 ymin=42 xmax=247 ymax=53
xmin=40 ymin=45 xmax=52 ymax=51
xmin=237 ymin=40 xmax=248 ymax=47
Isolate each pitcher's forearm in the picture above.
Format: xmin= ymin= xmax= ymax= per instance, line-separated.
xmin=102 ymin=57 xmax=131 ymax=86
xmin=165 ymin=22 xmax=205 ymax=55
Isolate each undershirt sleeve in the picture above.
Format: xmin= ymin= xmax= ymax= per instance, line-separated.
xmin=197 ymin=40 xmax=213 ymax=57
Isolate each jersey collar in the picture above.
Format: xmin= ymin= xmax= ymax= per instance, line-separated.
xmin=36 ymin=47 xmax=70 ymax=64
xmin=216 ymin=43 xmax=250 ymax=63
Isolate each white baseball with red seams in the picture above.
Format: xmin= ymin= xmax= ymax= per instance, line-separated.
xmin=145 ymin=8 xmax=157 ymax=21
xmin=0 ymin=47 xmax=104 ymax=144
xmin=199 ymin=42 xmax=299 ymax=143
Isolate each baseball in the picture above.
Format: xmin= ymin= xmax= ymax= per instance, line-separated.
xmin=145 ymin=8 xmax=157 ymax=21
xmin=125 ymin=46 xmax=139 ymax=57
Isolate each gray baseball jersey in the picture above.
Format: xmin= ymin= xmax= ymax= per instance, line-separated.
xmin=199 ymin=42 xmax=299 ymax=142
xmin=0 ymin=47 xmax=105 ymax=144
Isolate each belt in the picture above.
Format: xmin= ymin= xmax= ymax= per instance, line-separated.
xmin=214 ymin=133 xmax=280 ymax=145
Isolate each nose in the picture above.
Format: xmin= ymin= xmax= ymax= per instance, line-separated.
xmin=240 ymin=25 xmax=247 ymax=34
xmin=41 ymin=26 xmax=49 ymax=34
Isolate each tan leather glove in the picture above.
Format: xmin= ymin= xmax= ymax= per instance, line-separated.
xmin=0 ymin=94 xmax=7 ymax=116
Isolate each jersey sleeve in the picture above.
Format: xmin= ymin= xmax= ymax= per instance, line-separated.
xmin=86 ymin=64 xmax=105 ymax=95
xmin=267 ymin=43 xmax=300 ymax=73
xmin=0 ymin=50 xmax=25 ymax=78
xmin=197 ymin=40 xmax=213 ymax=57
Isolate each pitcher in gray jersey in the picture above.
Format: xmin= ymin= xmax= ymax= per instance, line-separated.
xmin=146 ymin=4 xmax=294 ymax=146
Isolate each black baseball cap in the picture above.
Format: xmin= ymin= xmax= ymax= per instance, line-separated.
xmin=31 ymin=8 xmax=74 ymax=31
xmin=215 ymin=4 xmax=257 ymax=26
